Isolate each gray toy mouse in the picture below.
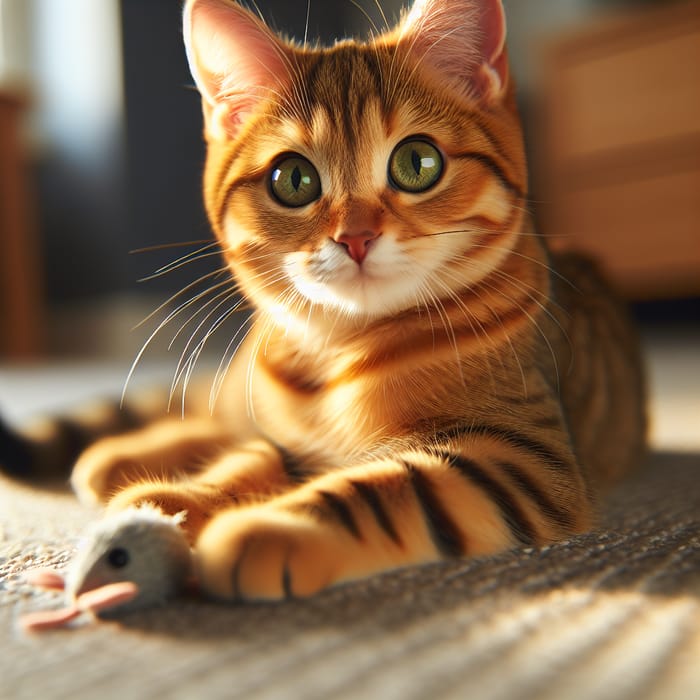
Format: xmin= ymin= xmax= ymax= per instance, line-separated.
xmin=21 ymin=506 xmax=193 ymax=631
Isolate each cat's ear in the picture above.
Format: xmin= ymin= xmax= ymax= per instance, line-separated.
xmin=398 ymin=0 xmax=508 ymax=105
xmin=183 ymin=0 xmax=292 ymax=140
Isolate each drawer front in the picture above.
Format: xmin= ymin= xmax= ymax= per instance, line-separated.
xmin=549 ymin=168 xmax=700 ymax=298
xmin=551 ymin=28 xmax=700 ymax=163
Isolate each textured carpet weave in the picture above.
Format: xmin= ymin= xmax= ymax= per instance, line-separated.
xmin=1 ymin=451 xmax=699 ymax=700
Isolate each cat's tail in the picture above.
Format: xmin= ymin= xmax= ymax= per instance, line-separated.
xmin=0 ymin=394 xmax=164 ymax=482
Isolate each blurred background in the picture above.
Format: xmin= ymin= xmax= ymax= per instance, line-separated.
xmin=0 ymin=0 xmax=697 ymax=443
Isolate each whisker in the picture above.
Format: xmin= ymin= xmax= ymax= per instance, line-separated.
xmin=132 ymin=267 xmax=232 ymax=331
xmin=348 ymin=0 xmax=382 ymax=37
xmin=247 ymin=0 xmax=265 ymax=23
xmin=464 ymin=263 xmax=564 ymax=392
xmin=431 ymin=272 xmax=500 ymax=388
xmin=416 ymin=226 xmax=574 ymax=241
xmin=167 ymin=284 xmax=238 ymax=350
xmin=174 ymin=295 xmax=249 ymax=416
xmin=413 ymin=284 xmax=437 ymax=350
xmin=171 ymin=268 xmax=288 ymax=403
xmin=467 ymin=241 xmax=580 ymax=296
xmin=129 ymin=239 xmax=215 ymax=255
xmin=209 ymin=313 xmax=257 ymax=414
xmin=369 ymin=0 xmax=391 ymax=33
xmin=122 ymin=274 xmax=233 ymax=405
xmin=409 ymin=269 xmax=466 ymax=387
xmin=486 ymin=265 xmax=574 ymax=374
xmin=433 ymin=267 xmax=505 ymax=390
xmin=139 ymin=247 xmax=225 ymax=283
xmin=414 ymin=226 xmax=580 ymax=292
xmin=304 ymin=0 xmax=311 ymax=47
xmin=207 ymin=270 xmax=292 ymax=413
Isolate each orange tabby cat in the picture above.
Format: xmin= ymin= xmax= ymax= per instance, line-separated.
xmin=6 ymin=0 xmax=646 ymax=601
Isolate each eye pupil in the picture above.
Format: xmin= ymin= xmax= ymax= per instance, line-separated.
xmin=291 ymin=166 xmax=302 ymax=191
xmin=411 ymin=149 xmax=422 ymax=176
xmin=107 ymin=547 xmax=130 ymax=569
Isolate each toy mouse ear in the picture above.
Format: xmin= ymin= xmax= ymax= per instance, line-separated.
xmin=398 ymin=0 xmax=508 ymax=105
xmin=183 ymin=0 xmax=293 ymax=140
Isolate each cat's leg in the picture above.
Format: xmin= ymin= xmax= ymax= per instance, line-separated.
xmin=71 ymin=417 xmax=233 ymax=505
xmin=102 ymin=439 xmax=299 ymax=542
xmin=194 ymin=429 xmax=592 ymax=600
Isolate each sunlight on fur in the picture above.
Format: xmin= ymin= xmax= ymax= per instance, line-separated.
xmin=6 ymin=0 xmax=647 ymax=604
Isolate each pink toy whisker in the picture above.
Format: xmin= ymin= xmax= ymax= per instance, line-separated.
xmin=20 ymin=606 xmax=83 ymax=633
xmin=19 ymin=581 xmax=141 ymax=632
xmin=76 ymin=581 xmax=140 ymax=613
xmin=24 ymin=569 xmax=66 ymax=591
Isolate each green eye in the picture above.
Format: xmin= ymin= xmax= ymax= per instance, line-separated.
xmin=389 ymin=139 xmax=443 ymax=193
xmin=270 ymin=155 xmax=321 ymax=207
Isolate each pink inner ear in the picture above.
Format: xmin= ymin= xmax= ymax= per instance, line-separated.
xmin=479 ymin=0 xmax=507 ymax=65
xmin=184 ymin=0 xmax=292 ymax=139
xmin=397 ymin=0 xmax=508 ymax=103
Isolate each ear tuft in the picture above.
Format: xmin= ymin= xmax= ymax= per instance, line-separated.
xmin=398 ymin=0 xmax=508 ymax=104
xmin=183 ymin=0 xmax=292 ymax=140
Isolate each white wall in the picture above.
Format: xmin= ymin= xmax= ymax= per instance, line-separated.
xmin=31 ymin=0 xmax=125 ymax=168
xmin=1 ymin=0 xmax=124 ymax=163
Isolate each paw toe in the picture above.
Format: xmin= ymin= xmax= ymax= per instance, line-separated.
xmin=196 ymin=508 xmax=334 ymax=601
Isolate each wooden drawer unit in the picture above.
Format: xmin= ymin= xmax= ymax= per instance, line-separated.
xmin=537 ymin=1 xmax=700 ymax=299
xmin=0 ymin=91 xmax=44 ymax=358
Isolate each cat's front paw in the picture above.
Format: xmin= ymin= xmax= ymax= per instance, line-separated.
xmin=195 ymin=508 xmax=339 ymax=601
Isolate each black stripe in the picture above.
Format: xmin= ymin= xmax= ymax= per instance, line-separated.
xmin=471 ymin=114 xmax=516 ymax=168
xmin=439 ymin=452 xmax=537 ymax=546
xmin=341 ymin=97 xmax=356 ymax=151
xmin=216 ymin=139 xmax=252 ymax=230
xmin=497 ymin=461 xmax=576 ymax=531
xmin=339 ymin=51 xmax=378 ymax=150
xmin=454 ymin=151 xmax=523 ymax=196
xmin=275 ymin=446 xmax=309 ymax=483
xmin=531 ymin=414 xmax=567 ymax=429
xmin=361 ymin=49 xmax=384 ymax=90
xmin=56 ymin=419 xmax=93 ymax=465
xmin=435 ymin=423 xmax=574 ymax=476
xmin=403 ymin=461 xmax=465 ymax=557
xmin=318 ymin=490 xmax=362 ymax=541
xmin=350 ymin=480 xmax=402 ymax=547
xmin=303 ymin=55 xmax=325 ymax=116
xmin=505 ymin=392 xmax=552 ymax=406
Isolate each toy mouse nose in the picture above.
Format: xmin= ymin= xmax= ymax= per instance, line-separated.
xmin=334 ymin=230 xmax=381 ymax=264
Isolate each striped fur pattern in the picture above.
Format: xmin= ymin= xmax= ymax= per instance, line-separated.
xmin=4 ymin=0 xmax=646 ymax=601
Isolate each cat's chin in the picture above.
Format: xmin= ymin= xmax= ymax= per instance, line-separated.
xmin=282 ymin=239 xmax=435 ymax=320
xmin=288 ymin=274 xmax=419 ymax=320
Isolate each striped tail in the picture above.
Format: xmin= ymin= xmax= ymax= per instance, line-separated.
xmin=0 ymin=398 xmax=160 ymax=482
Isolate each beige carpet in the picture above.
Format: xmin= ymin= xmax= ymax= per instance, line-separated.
xmin=1 ymin=449 xmax=698 ymax=700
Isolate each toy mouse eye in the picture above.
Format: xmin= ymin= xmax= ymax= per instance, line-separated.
xmin=107 ymin=547 xmax=130 ymax=569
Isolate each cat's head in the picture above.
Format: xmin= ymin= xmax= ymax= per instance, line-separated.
xmin=183 ymin=0 xmax=527 ymax=325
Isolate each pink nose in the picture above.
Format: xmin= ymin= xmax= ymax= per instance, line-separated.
xmin=334 ymin=230 xmax=380 ymax=265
